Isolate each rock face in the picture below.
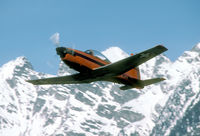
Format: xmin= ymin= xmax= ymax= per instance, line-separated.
xmin=0 ymin=44 xmax=200 ymax=136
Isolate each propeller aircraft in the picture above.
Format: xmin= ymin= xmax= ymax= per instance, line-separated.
xmin=27 ymin=45 xmax=168 ymax=90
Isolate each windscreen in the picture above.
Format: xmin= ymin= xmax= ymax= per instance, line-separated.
xmin=85 ymin=50 xmax=110 ymax=63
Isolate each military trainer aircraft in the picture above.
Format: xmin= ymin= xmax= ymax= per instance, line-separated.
xmin=27 ymin=45 xmax=167 ymax=90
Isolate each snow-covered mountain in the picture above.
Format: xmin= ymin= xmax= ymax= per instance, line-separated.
xmin=1 ymin=44 xmax=200 ymax=136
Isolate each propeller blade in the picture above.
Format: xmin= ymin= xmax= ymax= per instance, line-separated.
xmin=50 ymin=32 xmax=60 ymax=47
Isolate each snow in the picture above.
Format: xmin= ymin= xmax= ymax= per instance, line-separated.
xmin=102 ymin=46 xmax=129 ymax=62
xmin=191 ymin=42 xmax=200 ymax=52
xmin=1 ymin=43 xmax=200 ymax=135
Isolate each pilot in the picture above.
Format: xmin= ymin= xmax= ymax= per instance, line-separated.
xmin=86 ymin=50 xmax=94 ymax=56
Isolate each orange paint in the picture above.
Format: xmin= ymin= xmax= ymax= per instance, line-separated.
xmin=62 ymin=48 xmax=141 ymax=83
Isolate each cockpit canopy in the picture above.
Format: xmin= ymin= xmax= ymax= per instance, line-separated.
xmin=85 ymin=50 xmax=110 ymax=63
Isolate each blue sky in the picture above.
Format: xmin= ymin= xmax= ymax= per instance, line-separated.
xmin=0 ymin=0 xmax=200 ymax=74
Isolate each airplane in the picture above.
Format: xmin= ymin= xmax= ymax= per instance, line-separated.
xmin=27 ymin=45 xmax=168 ymax=90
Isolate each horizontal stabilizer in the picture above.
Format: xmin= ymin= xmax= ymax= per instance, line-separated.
xmin=120 ymin=78 xmax=165 ymax=90
xmin=140 ymin=78 xmax=165 ymax=86
xmin=120 ymin=85 xmax=134 ymax=90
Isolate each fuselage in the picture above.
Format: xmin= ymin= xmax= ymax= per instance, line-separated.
xmin=56 ymin=47 xmax=141 ymax=87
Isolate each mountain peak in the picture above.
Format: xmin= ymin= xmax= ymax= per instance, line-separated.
xmin=1 ymin=45 xmax=200 ymax=136
xmin=191 ymin=43 xmax=200 ymax=52
xmin=4 ymin=56 xmax=33 ymax=69
xmin=0 ymin=56 xmax=33 ymax=78
xmin=102 ymin=46 xmax=129 ymax=62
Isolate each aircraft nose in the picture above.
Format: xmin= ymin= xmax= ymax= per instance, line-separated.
xmin=56 ymin=47 xmax=67 ymax=58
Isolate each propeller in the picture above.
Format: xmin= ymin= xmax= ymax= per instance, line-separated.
xmin=69 ymin=42 xmax=76 ymax=56
xmin=50 ymin=32 xmax=77 ymax=58
xmin=49 ymin=33 xmax=77 ymax=75
xmin=50 ymin=32 xmax=60 ymax=48
xmin=48 ymin=33 xmax=62 ymax=74
xmin=50 ymin=32 xmax=62 ymax=57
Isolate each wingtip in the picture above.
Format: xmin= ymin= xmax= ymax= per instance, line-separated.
xmin=26 ymin=80 xmax=36 ymax=85
xmin=156 ymin=45 xmax=168 ymax=51
xmin=160 ymin=77 xmax=166 ymax=81
xmin=26 ymin=80 xmax=31 ymax=83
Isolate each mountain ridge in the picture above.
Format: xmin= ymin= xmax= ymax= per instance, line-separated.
xmin=0 ymin=44 xmax=200 ymax=136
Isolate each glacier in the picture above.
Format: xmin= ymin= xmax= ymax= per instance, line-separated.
xmin=0 ymin=44 xmax=200 ymax=136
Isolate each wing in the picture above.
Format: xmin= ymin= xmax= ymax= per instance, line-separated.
xmin=92 ymin=45 xmax=168 ymax=77
xmin=26 ymin=73 xmax=95 ymax=85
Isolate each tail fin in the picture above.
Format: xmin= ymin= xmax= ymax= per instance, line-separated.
xmin=120 ymin=78 xmax=165 ymax=90
xmin=136 ymin=67 xmax=141 ymax=80
xmin=130 ymin=53 xmax=141 ymax=80
xmin=126 ymin=66 xmax=141 ymax=80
